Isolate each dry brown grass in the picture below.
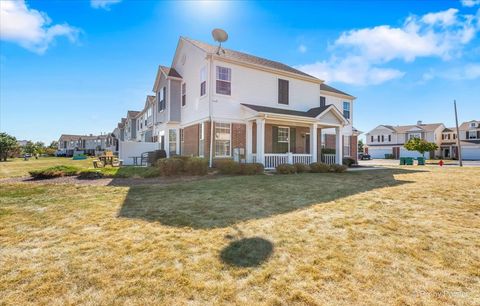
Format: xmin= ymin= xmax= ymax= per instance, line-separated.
xmin=0 ymin=166 xmax=479 ymax=305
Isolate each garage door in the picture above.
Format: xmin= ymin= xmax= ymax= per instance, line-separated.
xmin=369 ymin=148 xmax=391 ymax=159
xmin=400 ymin=148 xmax=423 ymax=158
xmin=462 ymin=147 xmax=480 ymax=160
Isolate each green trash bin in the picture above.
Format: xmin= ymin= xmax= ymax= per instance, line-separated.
xmin=399 ymin=157 xmax=406 ymax=165
xmin=405 ymin=157 xmax=414 ymax=165
xmin=417 ymin=157 xmax=425 ymax=165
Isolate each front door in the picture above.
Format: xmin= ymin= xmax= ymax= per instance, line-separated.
xmin=305 ymin=134 xmax=310 ymax=154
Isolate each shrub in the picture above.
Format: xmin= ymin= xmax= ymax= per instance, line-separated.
xmin=276 ymin=163 xmax=296 ymax=174
xmin=215 ymin=159 xmax=241 ymax=174
xmin=239 ymin=163 xmax=264 ymax=175
xmin=78 ymin=169 xmax=104 ymax=179
xmin=330 ymin=164 xmax=348 ymax=173
xmin=29 ymin=165 xmax=80 ymax=179
xmin=342 ymin=157 xmax=356 ymax=167
xmin=309 ymin=162 xmax=330 ymax=173
xmin=184 ymin=157 xmax=209 ymax=176
xmin=157 ymin=158 xmax=185 ymax=176
xmin=293 ymin=163 xmax=309 ymax=173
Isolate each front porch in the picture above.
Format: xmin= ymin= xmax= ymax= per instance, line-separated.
xmin=242 ymin=104 xmax=348 ymax=169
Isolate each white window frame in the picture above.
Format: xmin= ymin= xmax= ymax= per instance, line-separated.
xmin=343 ymin=101 xmax=351 ymax=119
xmin=278 ymin=127 xmax=289 ymax=143
xmin=215 ymin=66 xmax=231 ymax=96
xmin=169 ymin=129 xmax=177 ymax=156
xmin=200 ymin=67 xmax=207 ymax=97
xmin=181 ymin=83 xmax=186 ymax=107
xmin=343 ymin=135 xmax=351 ymax=157
xmin=214 ymin=122 xmax=231 ymax=157
xmin=409 ymin=132 xmax=421 ymax=140
xmin=199 ymin=122 xmax=205 ymax=157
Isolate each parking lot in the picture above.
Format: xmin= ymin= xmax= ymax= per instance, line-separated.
xmin=358 ymin=159 xmax=480 ymax=167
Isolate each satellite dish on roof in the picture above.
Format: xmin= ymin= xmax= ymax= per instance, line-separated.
xmin=212 ymin=28 xmax=228 ymax=55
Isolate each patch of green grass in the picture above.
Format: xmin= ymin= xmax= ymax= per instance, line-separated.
xmin=29 ymin=165 xmax=81 ymax=179
xmin=0 ymin=157 xmax=92 ymax=178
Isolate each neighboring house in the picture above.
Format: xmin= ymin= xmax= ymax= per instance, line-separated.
xmin=365 ymin=121 xmax=445 ymax=159
xmin=137 ymin=36 xmax=358 ymax=168
xmin=57 ymin=134 xmax=110 ymax=156
xmin=124 ymin=111 xmax=140 ymax=141
xmin=440 ymin=120 xmax=480 ymax=160
xmin=135 ymin=96 xmax=156 ymax=142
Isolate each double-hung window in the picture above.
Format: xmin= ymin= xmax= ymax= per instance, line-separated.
xmin=388 ymin=135 xmax=392 ymax=142
xmin=158 ymin=87 xmax=166 ymax=111
xmin=182 ymin=83 xmax=186 ymax=107
xmin=216 ymin=66 xmax=231 ymax=95
xmin=199 ymin=122 xmax=205 ymax=157
xmin=343 ymin=102 xmax=351 ymax=119
xmin=200 ymin=67 xmax=206 ymax=96
xmin=320 ymin=96 xmax=326 ymax=107
xmin=409 ymin=133 xmax=421 ymax=140
xmin=278 ymin=127 xmax=289 ymax=143
xmin=215 ymin=122 xmax=231 ymax=157
xmin=344 ymin=136 xmax=351 ymax=157
xmin=169 ymin=129 xmax=177 ymax=156
xmin=278 ymin=79 xmax=289 ymax=105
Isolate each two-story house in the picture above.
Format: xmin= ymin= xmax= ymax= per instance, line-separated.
xmin=57 ymin=134 xmax=111 ymax=156
xmin=135 ymin=96 xmax=156 ymax=142
xmin=123 ymin=110 xmax=140 ymax=141
xmin=365 ymin=121 xmax=445 ymax=159
xmin=440 ymin=120 xmax=480 ymax=160
xmin=145 ymin=37 xmax=357 ymax=168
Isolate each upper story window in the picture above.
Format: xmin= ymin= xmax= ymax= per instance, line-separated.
xmin=158 ymin=87 xmax=166 ymax=111
xmin=388 ymin=135 xmax=391 ymax=142
xmin=182 ymin=83 xmax=186 ymax=107
xmin=343 ymin=102 xmax=351 ymax=119
xmin=381 ymin=135 xmax=385 ymax=142
xmin=278 ymin=127 xmax=289 ymax=143
xmin=470 ymin=122 xmax=477 ymax=128
xmin=409 ymin=132 xmax=421 ymax=140
xmin=216 ymin=66 xmax=231 ymax=95
xmin=147 ymin=107 xmax=152 ymax=118
xmin=370 ymin=135 xmax=374 ymax=142
xmin=278 ymin=79 xmax=289 ymax=105
xmin=320 ymin=96 xmax=326 ymax=107
xmin=200 ymin=67 xmax=206 ymax=96
xmin=377 ymin=135 xmax=380 ymax=142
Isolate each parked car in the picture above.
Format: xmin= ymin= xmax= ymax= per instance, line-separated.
xmin=358 ymin=153 xmax=371 ymax=160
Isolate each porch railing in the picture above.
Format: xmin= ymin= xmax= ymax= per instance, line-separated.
xmin=322 ymin=154 xmax=336 ymax=165
xmin=264 ymin=154 xmax=289 ymax=169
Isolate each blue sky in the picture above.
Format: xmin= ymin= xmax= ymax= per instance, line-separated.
xmin=1 ymin=0 xmax=479 ymax=143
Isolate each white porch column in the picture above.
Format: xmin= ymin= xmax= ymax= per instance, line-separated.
xmin=335 ymin=127 xmax=343 ymax=165
xmin=310 ymin=123 xmax=318 ymax=163
xmin=256 ymin=118 xmax=265 ymax=165
xmin=246 ymin=120 xmax=253 ymax=162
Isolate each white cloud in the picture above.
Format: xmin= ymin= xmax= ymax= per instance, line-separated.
xmin=461 ymin=0 xmax=480 ymax=7
xmin=296 ymin=8 xmax=480 ymax=85
xmin=298 ymin=44 xmax=307 ymax=53
xmin=0 ymin=0 xmax=79 ymax=54
xmin=90 ymin=0 xmax=122 ymax=10
xmin=423 ymin=63 xmax=480 ymax=81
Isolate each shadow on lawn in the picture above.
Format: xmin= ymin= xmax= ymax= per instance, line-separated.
xmin=220 ymin=237 xmax=274 ymax=267
xmin=117 ymin=168 xmax=422 ymax=229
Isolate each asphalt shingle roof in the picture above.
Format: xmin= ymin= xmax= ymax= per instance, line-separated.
xmin=320 ymin=83 xmax=354 ymax=98
xmin=241 ymin=103 xmax=330 ymax=118
xmin=183 ymin=37 xmax=318 ymax=80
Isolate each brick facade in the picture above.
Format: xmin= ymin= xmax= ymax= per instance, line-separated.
xmin=231 ymin=123 xmax=246 ymax=151
xmin=182 ymin=124 xmax=199 ymax=156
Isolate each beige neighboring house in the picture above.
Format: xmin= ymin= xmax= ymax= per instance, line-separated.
xmin=123 ymin=111 xmax=140 ymax=141
xmin=440 ymin=120 xmax=480 ymax=160
xmin=57 ymin=134 xmax=113 ymax=156
xmin=365 ymin=121 xmax=445 ymax=159
xmin=135 ymin=95 xmax=156 ymax=142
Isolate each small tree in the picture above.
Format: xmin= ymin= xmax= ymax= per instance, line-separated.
xmin=0 ymin=133 xmax=18 ymax=161
xmin=23 ymin=141 xmax=38 ymax=155
xmin=358 ymin=139 xmax=364 ymax=153
xmin=404 ymin=138 xmax=438 ymax=158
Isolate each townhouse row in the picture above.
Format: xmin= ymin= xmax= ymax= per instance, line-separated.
xmin=111 ymin=37 xmax=360 ymax=168
xmin=365 ymin=120 xmax=480 ymax=160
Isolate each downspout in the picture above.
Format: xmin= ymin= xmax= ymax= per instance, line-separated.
xmin=208 ymin=55 xmax=214 ymax=167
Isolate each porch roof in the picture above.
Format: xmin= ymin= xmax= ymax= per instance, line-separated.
xmin=241 ymin=103 xmax=348 ymax=125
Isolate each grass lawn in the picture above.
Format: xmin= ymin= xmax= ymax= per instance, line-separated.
xmin=1 ymin=167 xmax=479 ymax=305
xmin=0 ymin=157 xmax=92 ymax=178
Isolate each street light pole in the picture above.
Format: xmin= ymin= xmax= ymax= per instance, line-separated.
xmin=454 ymin=100 xmax=463 ymax=167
